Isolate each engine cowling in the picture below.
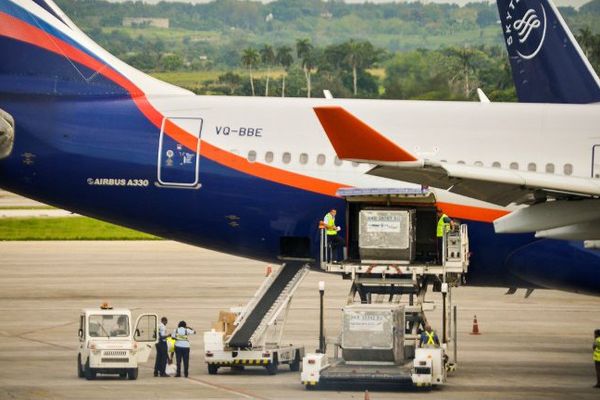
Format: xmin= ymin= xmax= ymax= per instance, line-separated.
xmin=0 ymin=108 xmax=14 ymax=160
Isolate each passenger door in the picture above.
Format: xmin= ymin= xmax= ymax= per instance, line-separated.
xmin=133 ymin=313 xmax=158 ymax=363
xmin=157 ymin=117 xmax=203 ymax=188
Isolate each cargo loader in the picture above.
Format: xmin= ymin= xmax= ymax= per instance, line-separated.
xmin=302 ymin=188 xmax=468 ymax=390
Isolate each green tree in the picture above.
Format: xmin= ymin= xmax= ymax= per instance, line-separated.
xmin=342 ymin=40 xmax=381 ymax=96
xmin=260 ymin=45 xmax=276 ymax=96
xmin=296 ymin=38 xmax=316 ymax=98
xmin=241 ymin=47 xmax=259 ymax=96
xmin=276 ymin=46 xmax=294 ymax=97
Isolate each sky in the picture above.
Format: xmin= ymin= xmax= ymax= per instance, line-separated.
xmin=106 ymin=0 xmax=592 ymax=8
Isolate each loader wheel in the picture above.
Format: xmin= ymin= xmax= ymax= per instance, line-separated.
xmin=266 ymin=355 xmax=278 ymax=375
xmin=208 ymin=364 xmax=219 ymax=375
xmin=289 ymin=350 xmax=301 ymax=372
xmin=127 ymin=368 xmax=138 ymax=380
xmin=77 ymin=355 xmax=84 ymax=378
xmin=84 ymin=359 xmax=96 ymax=380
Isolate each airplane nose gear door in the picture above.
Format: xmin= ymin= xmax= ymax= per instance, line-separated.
xmin=157 ymin=117 xmax=203 ymax=188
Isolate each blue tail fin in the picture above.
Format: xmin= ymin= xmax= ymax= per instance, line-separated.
xmin=497 ymin=0 xmax=600 ymax=103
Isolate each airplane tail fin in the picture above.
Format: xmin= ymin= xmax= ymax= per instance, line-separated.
xmin=0 ymin=0 xmax=190 ymax=98
xmin=497 ymin=0 xmax=600 ymax=103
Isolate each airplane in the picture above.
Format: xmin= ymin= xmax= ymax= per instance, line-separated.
xmin=0 ymin=0 xmax=599 ymax=297
xmin=497 ymin=0 xmax=600 ymax=103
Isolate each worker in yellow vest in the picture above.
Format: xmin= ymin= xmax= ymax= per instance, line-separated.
xmin=323 ymin=208 xmax=344 ymax=262
xmin=436 ymin=209 xmax=452 ymax=264
xmin=419 ymin=324 xmax=440 ymax=348
xmin=594 ymin=329 xmax=600 ymax=388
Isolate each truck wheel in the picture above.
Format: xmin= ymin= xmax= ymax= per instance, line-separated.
xmin=208 ymin=364 xmax=219 ymax=375
xmin=77 ymin=355 xmax=84 ymax=378
xmin=266 ymin=355 xmax=278 ymax=375
xmin=127 ymin=368 xmax=138 ymax=380
xmin=84 ymin=359 xmax=96 ymax=380
xmin=289 ymin=350 xmax=301 ymax=372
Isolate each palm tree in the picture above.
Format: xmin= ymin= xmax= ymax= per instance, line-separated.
xmin=260 ymin=45 xmax=275 ymax=96
xmin=276 ymin=46 xmax=294 ymax=97
xmin=577 ymin=27 xmax=594 ymax=59
xmin=241 ymin=47 xmax=259 ymax=96
xmin=296 ymin=38 xmax=315 ymax=98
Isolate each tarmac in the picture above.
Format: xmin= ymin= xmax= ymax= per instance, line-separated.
xmin=0 ymin=240 xmax=599 ymax=400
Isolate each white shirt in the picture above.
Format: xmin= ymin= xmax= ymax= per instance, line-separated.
xmin=172 ymin=327 xmax=195 ymax=348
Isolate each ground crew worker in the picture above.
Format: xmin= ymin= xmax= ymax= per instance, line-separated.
xmin=154 ymin=317 xmax=169 ymax=377
xmin=419 ymin=324 xmax=440 ymax=348
xmin=323 ymin=208 xmax=344 ymax=262
xmin=436 ymin=210 xmax=452 ymax=264
xmin=594 ymin=329 xmax=600 ymax=388
xmin=172 ymin=320 xmax=196 ymax=378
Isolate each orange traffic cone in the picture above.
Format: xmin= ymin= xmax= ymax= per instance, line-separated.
xmin=364 ymin=390 xmax=370 ymax=400
xmin=265 ymin=265 xmax=272 ymax=277
xmin=470 ymin=315 xmax=481 ymax=335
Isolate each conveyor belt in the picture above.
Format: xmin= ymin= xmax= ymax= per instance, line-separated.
xmin=228 ymin=262 xmax=304 ymax=348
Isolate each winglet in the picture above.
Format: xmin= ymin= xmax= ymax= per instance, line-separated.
xmin=313 ymin=106 xmax=417 ymax=162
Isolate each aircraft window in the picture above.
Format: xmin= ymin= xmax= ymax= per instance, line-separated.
xmin=545 ymin=163 xmax=555 ymax=173
xmin=334 ymin=156 xmax=343 ymax=166
xmin=317 ymin=154 xmax=326 ymax=166
xmin=509 ymin=162 xmax=519 ymax=170
xmin=265 ymin=151 xmax=274 ymax=163
xmin=474 ymin=161 xmax=483 ymax=167
xmin=299 ymin=153 xmax=309 ymax=165
xmin=564 ymin=163 xmax=573 ymax=175
xmin=247 ymin=150 xmax=257 ymax=163
xmin=492 ymin=162 xmax=501 ymax=168
xmin=527 ymin=162 xmax=537 ymax=172
xmin=457 ymin=160 xmax=465 ymax=164
xmin=352 ymin=162 xmax=359 ymax=167
xmin=282 ymin=152 xmax=291 ymax=164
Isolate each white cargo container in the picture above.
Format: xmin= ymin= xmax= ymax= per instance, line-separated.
xmin=359 ymin=209 xmax=416 ymax=262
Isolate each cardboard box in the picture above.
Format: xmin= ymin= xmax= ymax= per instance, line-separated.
xmin=218 ymin=311 xmax=237 ymax=325
xmin=212 ymin=321 xmax=225 ymax=332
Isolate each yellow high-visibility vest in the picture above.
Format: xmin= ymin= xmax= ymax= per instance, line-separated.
xmin=424 ymin=331 xmax=437 ymax=345
xmin=437 ymin=214 xmax=450 ymax=238
xmin=324 ymin=213 xmax=337 ymax=236
xmin=594 ymin=337 xmax=600 ymax=362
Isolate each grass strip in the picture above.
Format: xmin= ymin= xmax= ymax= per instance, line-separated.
xmin=0 ymin=217 xmax=160 ymax=241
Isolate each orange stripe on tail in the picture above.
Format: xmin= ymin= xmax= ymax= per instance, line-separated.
xmin=313 ymin=106 xmax=417 ymax=162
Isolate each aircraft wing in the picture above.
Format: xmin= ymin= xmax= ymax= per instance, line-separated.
xmin=314 ymin=106 xmax=600 ymax=239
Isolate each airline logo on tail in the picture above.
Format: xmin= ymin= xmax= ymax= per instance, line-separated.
xmin=503 ymin=0 xmax=547 ymax=59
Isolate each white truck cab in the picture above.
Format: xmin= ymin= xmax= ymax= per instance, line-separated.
xmin=77 ymin=304 xmax=158 ymax=380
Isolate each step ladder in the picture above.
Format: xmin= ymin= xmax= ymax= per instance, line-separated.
xmin=227 ymin=261 xmax=309 ymax=349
